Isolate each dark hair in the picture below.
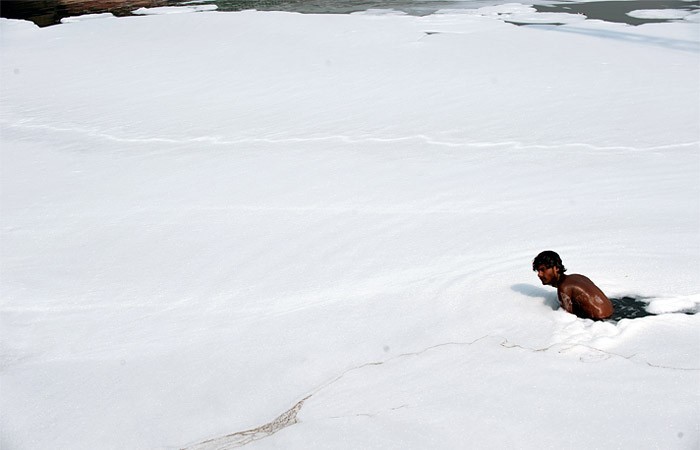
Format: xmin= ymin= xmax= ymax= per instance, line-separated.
xmin=532 ymin=250 xmax=566 ymax=273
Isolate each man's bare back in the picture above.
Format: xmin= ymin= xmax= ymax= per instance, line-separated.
xmin=533 ymin=251 xmax=613 ymax=320
xmin=555 ymin=274 xmax=613 ymax=320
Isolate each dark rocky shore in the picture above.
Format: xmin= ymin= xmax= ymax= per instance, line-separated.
xmin=0 ymin=0 xmax=172 ymax=26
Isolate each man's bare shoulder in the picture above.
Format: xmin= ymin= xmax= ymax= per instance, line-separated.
xmin=557 ymin=274 xmax=597 ymax=295
xmin=559 ymin=273 xmax=609 ymax=301
xmin=561 ymin=274 xmax=593 ymax=285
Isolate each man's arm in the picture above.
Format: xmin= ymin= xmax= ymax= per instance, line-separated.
xmin=557 ymin=289 xmax=574 ymax=313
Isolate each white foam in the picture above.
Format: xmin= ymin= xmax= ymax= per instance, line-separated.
xmin=351 ymin=9 xmax=408 ymax=16
xmin=1 ymin=9 xmax=698 ymax=450
xmin=505 ymin=12 xmax=587 ymax=24
xmin=60 ymin=13 xmax=116 ymax=24
xmin=132 ymin=5 xmax=217 ymax=15
xmin=683 ymin=11 xmax=700 ymax=22
xmin=476 ymin=3 xmax=537 ymax=15
xmin=443 ymin=4 xmax=586 ymax=25
xmin=627 ymin=9 xmax=692 ymax=19
xmin=646 ymin=294 xmax=700 ymax=314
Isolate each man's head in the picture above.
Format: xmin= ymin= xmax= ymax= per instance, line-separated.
xmin=532 ymin=250 xmax=566 ymax=286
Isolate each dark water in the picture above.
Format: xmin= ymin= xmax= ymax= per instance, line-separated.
xmin=1 ymin=0 xmax=698 ymax=27
xmin=536 ymin=0 xmax=699 ymax=26
xmin=608 ymin=296 xmax=656 ymax=321
xmin=608 ymin=296 xmax=698 ymax=322
xmin=194 ymin=0 xmax=511 ymax=15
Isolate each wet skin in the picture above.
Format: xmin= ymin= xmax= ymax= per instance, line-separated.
xmin=536 ymin=265 xmax=614 ymax=320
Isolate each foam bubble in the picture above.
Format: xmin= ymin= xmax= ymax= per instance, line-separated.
xmin=505 ymin=12 xmax=587 ymax=24
xmin=467 ymin=4 xmax=586 ymax=24
xmin=132 ymin=5 xmax=217 ymax=15
xmin=646 ymin=294 xmax=700 ymax=314
xmin=476 ymin=4 xmax=537 ymax=15
xmin=60 ymin=13 xmax=116 ymax=24
xmin=351 ymin=9 xmax=408 ymax=16
xmin=683 ymin=11 xmax=700 ymax=22
xmin=627 ymin=9 xmax=692 ymax=20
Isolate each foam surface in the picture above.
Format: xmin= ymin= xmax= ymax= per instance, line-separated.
xmin=1 ymin=8 xmax=698 ymax=449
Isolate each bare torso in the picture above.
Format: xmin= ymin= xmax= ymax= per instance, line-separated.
xmin=557 ymin=274 xmax=613 ymax=320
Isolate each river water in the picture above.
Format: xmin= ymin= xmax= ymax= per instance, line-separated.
xmin=1 ymin=0 xmax=698 ymax=27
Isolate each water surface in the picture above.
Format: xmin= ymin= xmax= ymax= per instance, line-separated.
xmin=2 ymin=0 xmax=698 ymax=26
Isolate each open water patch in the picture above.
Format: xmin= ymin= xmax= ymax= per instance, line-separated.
xmin=534 ymin=0 xmax=699 ymax=25
xmin=608 ymin=296 xmax=655 ymax=321
xmin=607 ymin=296 xmax=698 ymax=322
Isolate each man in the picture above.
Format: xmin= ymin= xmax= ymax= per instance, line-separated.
xmin=532 ymin=250 xmax=613 ymax=320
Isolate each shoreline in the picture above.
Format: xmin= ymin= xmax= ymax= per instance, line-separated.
xmin=1 ymin=0 xmax=699 ymax=27
xmin=0 ymin=0 xmax=171 ymax=27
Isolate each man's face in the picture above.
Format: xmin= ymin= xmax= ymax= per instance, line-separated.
xmin=536 ymin=264 xmax=559 ymax=286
